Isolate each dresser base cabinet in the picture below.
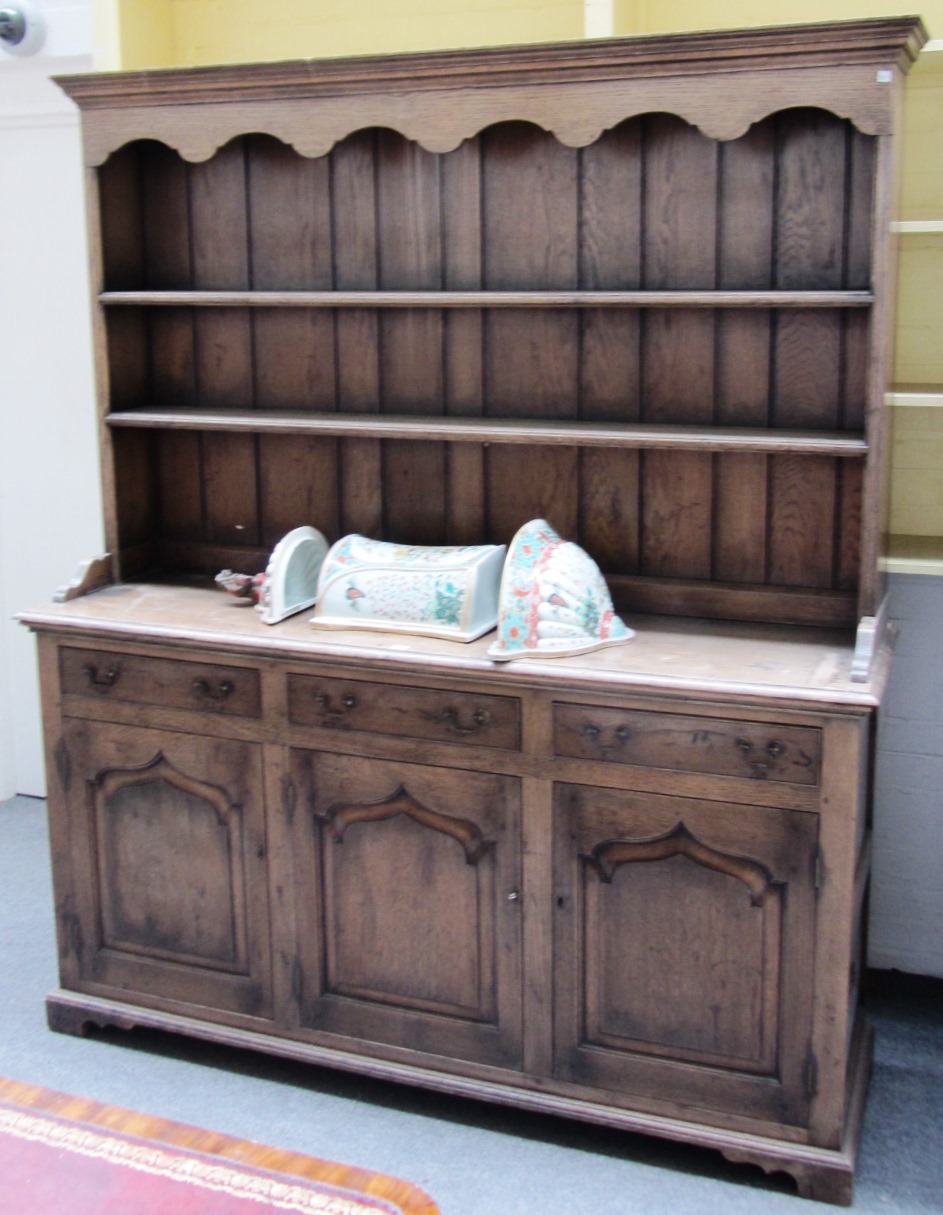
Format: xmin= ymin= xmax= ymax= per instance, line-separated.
xmin=27 ymin=598 xmax=883 ymax=1206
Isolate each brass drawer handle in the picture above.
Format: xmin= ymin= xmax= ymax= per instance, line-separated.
xmin=580 ymin=721 xmax=630 ymax=754
xmin=192 ymin=678 xmax=235 ymax=704
xmin=737 ymin=737 xmax=785 ymax=758
xmin=82 ymin=662 xmax=120 ymax=690
xmin=736 ymin=735 xmax=787 ymax=779
xmin=314 ymin=692 xmax=357 ymax=715
xmin=441 ymin=707 xmax=491 ymax=734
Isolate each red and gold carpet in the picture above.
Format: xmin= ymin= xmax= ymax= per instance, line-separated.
xmin=0 ymin=1078 xmax=439 ymax=1215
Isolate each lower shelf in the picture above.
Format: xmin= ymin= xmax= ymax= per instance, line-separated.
xmin=883 ymin=534 xmax=943 ymax=575
xmin=46 ymin=989 xmax=874 ymax=1207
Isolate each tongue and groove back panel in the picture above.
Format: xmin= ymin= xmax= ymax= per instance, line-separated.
xmin=76 ymin=23 xmax=912 ymax=628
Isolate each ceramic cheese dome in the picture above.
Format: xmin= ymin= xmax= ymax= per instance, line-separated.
xmin=487 ymin=519 xmax=635 ymax=661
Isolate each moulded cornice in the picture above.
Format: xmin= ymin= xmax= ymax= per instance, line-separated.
xmin=53 ymin=16 xmax=928 ymax=165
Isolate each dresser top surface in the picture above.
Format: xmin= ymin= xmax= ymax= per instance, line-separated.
xmin=20 ymin=581 xmax=887 ymax=711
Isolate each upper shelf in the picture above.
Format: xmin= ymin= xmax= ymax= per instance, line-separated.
xmin=887 ymin=387 xmax=943 ymax=407
xmin=890 ymin=221 xmax=943 ymax=234
xmin=105 ymin=408 xmax=869 ymax=456
xmin=99 ymin=290 xmax=875 ymax=310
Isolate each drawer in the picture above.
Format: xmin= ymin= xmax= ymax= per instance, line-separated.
xmin=553 ymin=703 xmax=820 ymax=785
xmin=287 ymin=674 xmax=521 ymax=750
xmin=59 ymin=647 xmax=262 ymax=718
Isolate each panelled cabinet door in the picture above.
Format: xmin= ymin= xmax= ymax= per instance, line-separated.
xmin=286 ymin=750 xmax=523 ymax=1071
xmin=552 ymin=783 xmax=817 ymax=1131
xmin=60 ymin=719 xmax=272 ymax=1020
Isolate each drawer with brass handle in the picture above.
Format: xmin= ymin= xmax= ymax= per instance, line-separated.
xmin=59 ymin=647 xmax=261 ymax=718
xmin=553 ymin=703 xmax=820 ymax=785
xmin=287 ymin=673 xmax=521 ymax=749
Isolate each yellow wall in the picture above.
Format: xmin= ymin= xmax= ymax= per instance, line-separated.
xmin=94 ymin=0 xmax=172 ymax=70
xmin=615 ymin=0 xmax=939 ymax=37
xmin=106 ymin=0 xmax=585 ymax=69
xmin=103 ymin=0 xmax=943 ymax=65
xmin=891 ymin=408 xmax=943 ymax=537
xmin=122 ymin=0 xmax=175 ymax=69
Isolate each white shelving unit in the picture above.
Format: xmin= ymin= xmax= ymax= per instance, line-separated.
xmin=886 ymin=40 xmax=943 ymax=575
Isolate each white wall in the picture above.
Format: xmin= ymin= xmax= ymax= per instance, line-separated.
xmin=871 ymin=574 xmax=943 ymax=978
xmin=0 ymin=0 xmax=102 ymax=798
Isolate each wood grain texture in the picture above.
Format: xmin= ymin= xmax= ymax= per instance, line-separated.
xmin=141 ymin=142 xmax=192 ymax=289
xmin=62 ymin=716 xmax=272 ymax=1016
xmin=375 ymin=133 xmax=446 ymax=539
xmin=332 ymin=132 xmax=383 ymax=535
xmin=641 ymin=450 xmax=713 ymax=581
xmin=579 ymin=448 xmax=641 ymax=576
xmin=105 ymin=410 xmax=870 ymax=453
xmin=552 ymin=783 xmax=817 ymax=1126
xmin=105 ymin=310 xmax=149 ymax=411
xmin=715 ymin=121 xmax=775 ymax=432
xmin=247 ymin=137 xmax=337 ymax=411
xmin=55 ymin=19 xmax=927 ymax=111
xmin=96 ymin=145 xmax=143 ymax=290
xmin=482 ymin=123 xmax=579 ymax=420
xmin=487 ymin=445 xmax=579 ymax=545
xmin=56 ymin=20 xmax=926 ymax=168
xmin=101 ymin=289 xmax=873 ymax=308
xmin=156 ymin=429 xmax=203 ymax=541
xmin=769 ymin=454 xmax=838 ymax=588
xmin=714 ymin=452 xmax=769 ymax=584
xmin=203 ymin=432 xmax=259 ymax=549
xmin=111 ymin=429 xmax=157 ymax=570
xmin=332 ymin=133 xmax=381 ymax=412
xmin=148 ymin=309 xmax=197 ymax=407
xmin=189 ymin=143 xmax=253 ymax=413
xmin=287 ymin=748 xmax=523 ymax=1068
xmin=641 ymin=115 xmax=717 ymax=427
xmin=54 ymin=557 xmax=114 ymax=605
xmin=258 ymin=434 xmax=340 ymax=547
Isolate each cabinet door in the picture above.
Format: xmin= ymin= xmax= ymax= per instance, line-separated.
xmin=553 ymin=782 xmax=817 ymax=1130
xmin=286 ymin=749 xmax=523 ymax=1071
xmin=59 ymin=719 xmax=272 ymax=1019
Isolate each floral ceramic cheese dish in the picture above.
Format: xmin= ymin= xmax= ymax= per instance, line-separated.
xmin=310 ymin=535 xmax=507 ymax=642
xmin=487 ymin=519 xmax=635 ymax=661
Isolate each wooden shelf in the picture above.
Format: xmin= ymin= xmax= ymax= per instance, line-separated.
xmin=99 ymin=289 xmax=874 ymax=310
xmin=883 ymin=534 xmax=943 ymax=575
xmin=105 ymin=408 xmax=870 ymax=456
xmin=887 ymin=386 xmax=943 ymax=407
xmin=890 ymin=220 xmax=943 ymax=235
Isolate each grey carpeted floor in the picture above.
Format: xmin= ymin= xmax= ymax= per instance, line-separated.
xmin=1 ymin=794 xmax=940 ymax=1213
